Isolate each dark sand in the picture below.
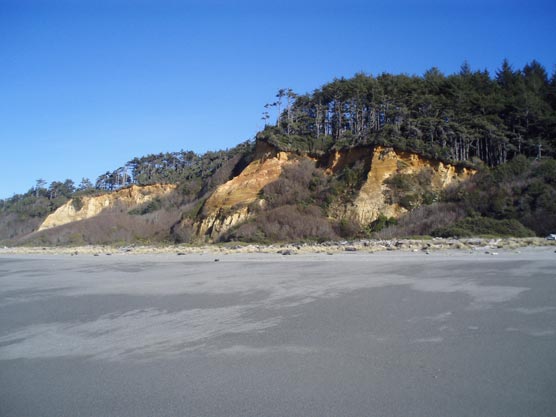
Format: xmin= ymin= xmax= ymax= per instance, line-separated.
xmin=1 ymin=248 xmax=555 ymax=416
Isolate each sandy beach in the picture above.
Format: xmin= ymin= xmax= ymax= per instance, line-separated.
xmin=1 ymin=246 xmax=555 ymax=416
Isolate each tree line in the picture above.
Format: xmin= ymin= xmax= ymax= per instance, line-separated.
xmin=94 ymin=141 xmax=253 ymax=191
xmin=260 ymin=60 xmax=556 ymax=166
xmin=0 ymin=141 xmax=254 ymax=219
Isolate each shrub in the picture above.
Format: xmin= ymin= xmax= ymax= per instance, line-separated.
xmin=533 ymin=158 xmax=556 ymax=184
xmin=383 ymin=168 xmax=437 ymax=209
xmin=431 ymin=216 xmax=535 ymax=238
xmin=441 ymin=156 xmax=556 ymax=235
xmin=128 ymin=198 xmax=162 ymax=215
xmin=72 ymin=197 xmax=84 ymax=211
xmin=171 ymin=218 xmax=195 ymax=243
xmin=336 ymin=217 xmax=361 ymax=238
xmin=373 ymin=203 xmax=466 ymax=239
xmin=369 ymin=214 xmax=398 ymax=233
xmin=224 ymin=204 xmax=337 ymax=242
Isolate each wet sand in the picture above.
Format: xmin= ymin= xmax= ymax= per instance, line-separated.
xmin=1 ymin=248 xmax=555 ymax=416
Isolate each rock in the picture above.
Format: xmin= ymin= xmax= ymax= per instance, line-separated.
xmin=278 ymin=249 xmax=294 ymax=255
xmin=177 ymin=252 xmax=186 ymax=256
xmin=345 ymin=247 xmax=357 ymax=252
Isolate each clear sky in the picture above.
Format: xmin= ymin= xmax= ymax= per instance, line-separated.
xmin=1 ymin=0 xmax=555 ymax=198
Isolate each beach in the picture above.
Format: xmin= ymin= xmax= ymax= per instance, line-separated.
xmin=1 ymin=246 xmax=555 ymax=416
xmin=1 ymin=236 xmax=554 ymax=256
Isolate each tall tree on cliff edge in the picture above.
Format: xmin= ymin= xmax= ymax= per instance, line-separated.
xmin=259 ymin=60 xmax=556 ymax=166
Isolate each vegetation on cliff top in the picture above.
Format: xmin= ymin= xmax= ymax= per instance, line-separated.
xmin=258 ymin=60 xmax=555 ymax=167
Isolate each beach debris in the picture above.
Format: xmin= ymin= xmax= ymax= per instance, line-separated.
xmin=177 ymin=252 xmax=186 ymax=256
xmin=278 ymin=249 xmax=294 ymax=255
xmin=214 ymin=258 xmax=220 ymax=262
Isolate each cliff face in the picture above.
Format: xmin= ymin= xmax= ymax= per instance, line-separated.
xmin=195 ymin=142 xmax=298 ymax=238
xmin=194 ymin=144 xmax=474 ymax=240
xmin=38 ymin=184 xmax=177 ymax=231
xmin=334 ymin=146 xmax=475 ymax=224
xmin=35 ymin=144 xmax=474 ymax=242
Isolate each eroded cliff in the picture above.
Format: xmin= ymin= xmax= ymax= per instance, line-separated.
xmin=35 ymin=144 xmax=474 ymax=242
xmin=194 ymin=144 xmax=474 ymax=240
xmin=38 ymin=184 xmax=177 ymax=231
xmin=195 ymin=142 xmax=298 ymax=238
xmin=334 ymin=146 xmax=475 ymax=224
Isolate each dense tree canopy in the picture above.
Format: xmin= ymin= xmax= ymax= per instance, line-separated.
xmin=260 ymin=60 xmax=556 ymax=166
xmin=94 ymin=140 xmax=254 ymax=191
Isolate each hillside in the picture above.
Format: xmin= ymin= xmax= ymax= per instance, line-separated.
xmin=181 ymin=142 xmax=473 ymax=242
xmin=1 ymin=61 xmax=555 ymax=244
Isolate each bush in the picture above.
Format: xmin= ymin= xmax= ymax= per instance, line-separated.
xmin=431 ymin=216 xmax=535 ymax=238
xmin=383 ymin=168 xmax=437 ymax=209
xmin=128 ymin=198 xmax=162 ymax=215
xmin=170 ymin=218 xmax=195 ymax=243
xmin=373 ymin=203 xmax=466 ymax=239
xmin=442 ymin=156 xmax=556 ymax=235
xmin=369 ymin=214 xmax=398 ymax=233
xmin=72 ymin=197 xmax=84 ymax=211
xmin=262 ymin=160 xmax=317 ymax=208
xmin=533 ymin=158 xmax=556 ymax=184
xmin=224 ymin=204 xmax=337 ymax=243
xmin=336 ymin=217 xmax=361 ymax=238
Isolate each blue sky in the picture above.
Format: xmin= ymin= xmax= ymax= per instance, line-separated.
xmin=1 ymin=0 xmax=555 ymax=198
